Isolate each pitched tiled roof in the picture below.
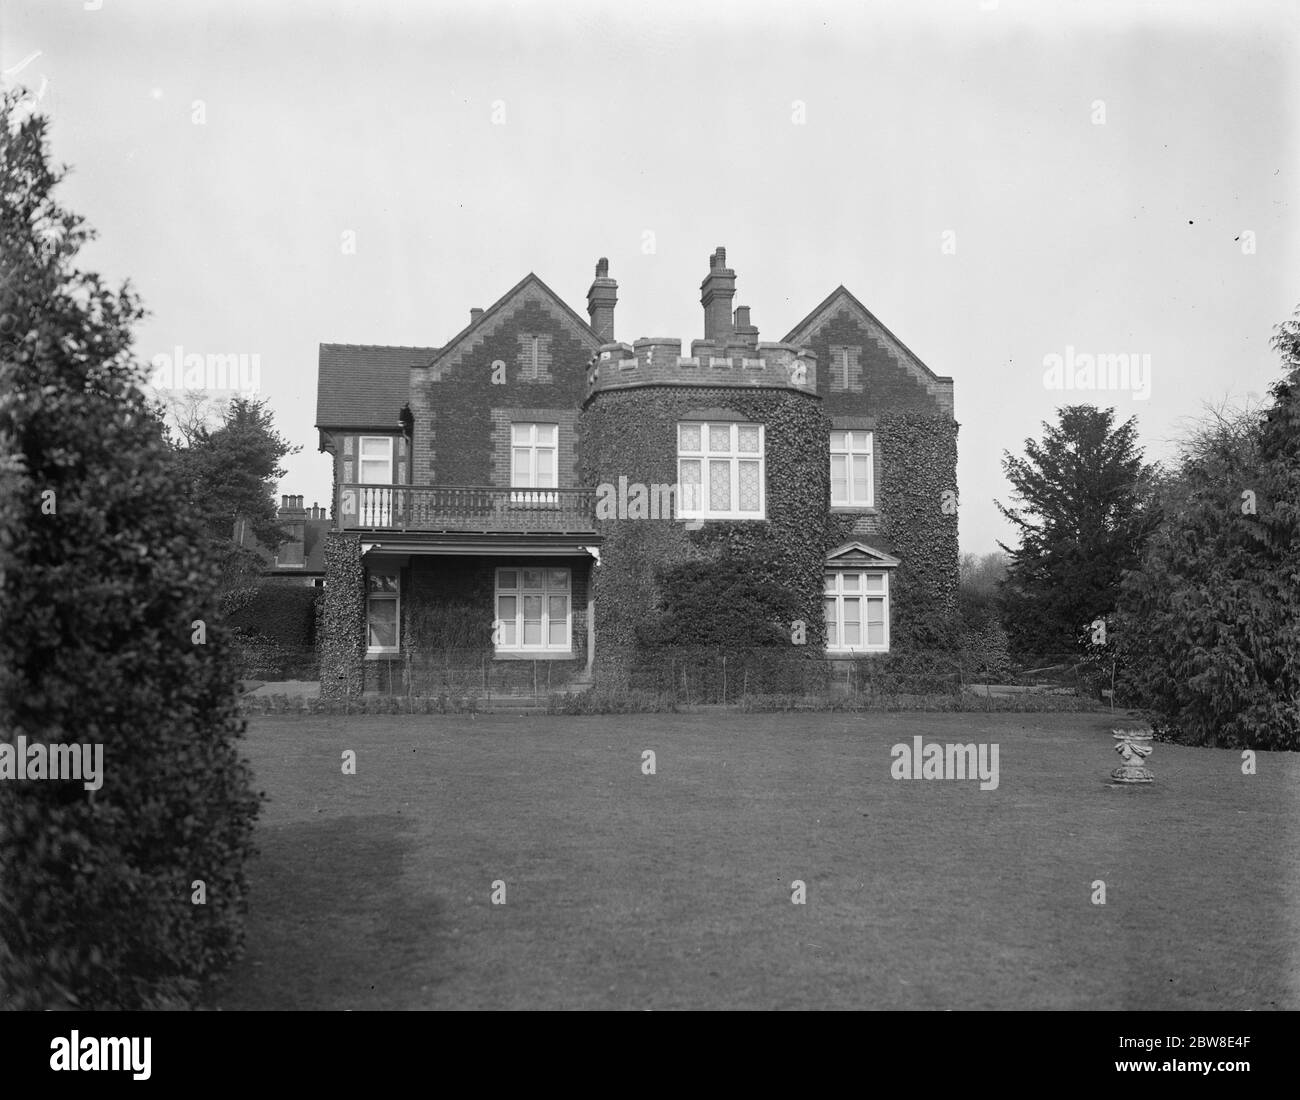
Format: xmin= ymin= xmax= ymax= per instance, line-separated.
xmin=316 ymin=344 xmax=438 ymax=430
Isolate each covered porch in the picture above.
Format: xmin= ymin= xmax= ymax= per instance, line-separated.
xmin=351 ymin=532 xmax=600 ymax=698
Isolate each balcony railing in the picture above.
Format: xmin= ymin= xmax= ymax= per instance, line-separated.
xmin=339 ymin=484 xmax=597 ymax=533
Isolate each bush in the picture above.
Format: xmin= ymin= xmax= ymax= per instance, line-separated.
xmin=848 ymin=651 xmax=962 ymax=696
xmin=228 ymin=631 xmax=317 ymax=681
xmin=226 ymin=584 xmax=319 ymax=649
xmin=225 ymin=585 xmax=320 ymax=680
xmin=632 ymin=557 xmax=823 ymax=699
xmin=0 ymin=96 xmax=261 ymax=1009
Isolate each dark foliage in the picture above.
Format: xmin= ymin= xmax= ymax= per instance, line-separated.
xmin=1109 ymin=312 xmax=1300 ymax=749
xmin=996 ymin=405 xmax=1158 ymax=656
xmin=0 ymin=95 xmax=261 ymax=1008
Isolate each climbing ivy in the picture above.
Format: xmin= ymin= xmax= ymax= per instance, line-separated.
xmin=827 ymin=411 xmax=960 ymax=651
xmin=319 ymin=532 xmax=365 ymax=698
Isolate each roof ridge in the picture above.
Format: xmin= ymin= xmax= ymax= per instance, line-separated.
xmin=320 ymin=342 xmax=439 ymax=351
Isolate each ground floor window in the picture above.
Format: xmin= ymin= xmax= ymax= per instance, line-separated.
xmin=495 ymin=567 xmax=571 ymax=652
xmin=367 ymin=565 xmax=400 ymax=653
xmin=824 ymin=570 xmax=889 ymax=652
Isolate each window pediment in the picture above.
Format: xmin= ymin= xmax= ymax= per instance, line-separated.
xmin=825 ymin=541 xmax=900 ymax=569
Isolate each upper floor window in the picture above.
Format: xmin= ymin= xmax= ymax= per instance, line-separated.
xmin=830 ymin=430 xmax=873 ymax=508
xmin=677 ymin=422 xmax=765 ymax=520
xmin=511 ymin=423 xmax=558 ymax=488
xmin=824 ymin=570 xmax=888 ymax=652
xmin=359 ymin=436 xmax=394 ymax=484
xmin=367 ymin=565 xmax=400 ymax=654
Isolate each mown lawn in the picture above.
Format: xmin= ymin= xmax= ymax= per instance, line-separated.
xmin=216 ymin=712 xmax=1299 ymax=1010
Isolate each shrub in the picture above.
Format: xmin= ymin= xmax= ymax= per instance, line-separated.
xmin=226 ymin=584 xmax=320 ymax=651
xmin=848 ymin=651 xmax=963 ymax=696
xmin=632 ymin=556 xmax=823 ymax=699
xmin=0 ymin=96 xmax=262 ymax=1009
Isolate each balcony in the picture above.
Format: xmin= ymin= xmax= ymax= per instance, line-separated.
xmin=339 ymin=484 xmax=597 ymax=534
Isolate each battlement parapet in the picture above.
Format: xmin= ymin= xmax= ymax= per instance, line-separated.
xmin=587 ymin=338 xmax=817 ymax=397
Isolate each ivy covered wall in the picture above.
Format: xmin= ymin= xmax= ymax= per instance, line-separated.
xmin=319 ymin=532 xmax=365 ymax=698
xmin=580 ymin=384 xmax=831 ymax=681
xmin=827 ymin=411 xmax=959 ymax=650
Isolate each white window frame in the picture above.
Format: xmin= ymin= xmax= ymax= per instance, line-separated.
xmin=676 ymin=421 xmax=765 ymax=520
xmin=510 ymin=423 xmax=559 ymax=505
xmin=358 ymin=436 xmax=395 ymax=526
xmin=359 ymin=436 xmax=394 ymax=484
xmin=830 ymin=430 xmax=874 ymax=508
xmin=366 ymin=564 xmax=400 ymax=655
xmin=824 ymin=570 xmax=889 ymax=653
xmin=494 ymin=567 xmax=572 ymax=653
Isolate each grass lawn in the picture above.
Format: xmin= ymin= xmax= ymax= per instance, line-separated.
xmin=217 ymin=712 xmax=1300 ymax=1010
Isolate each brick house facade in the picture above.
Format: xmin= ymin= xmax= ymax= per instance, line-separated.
xmin=315 ymin=248 xmax=957 ymax=696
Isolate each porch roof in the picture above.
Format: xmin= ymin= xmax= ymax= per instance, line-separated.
xmin=359 ymin=532 xmax=602 ymax=557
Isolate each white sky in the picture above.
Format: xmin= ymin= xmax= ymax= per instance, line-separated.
xmin=5 ymin=0 xmax=1296 ymax=554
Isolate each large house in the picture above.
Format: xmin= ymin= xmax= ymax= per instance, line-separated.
xmin=314 ymin=248 xmax=958 ymax=696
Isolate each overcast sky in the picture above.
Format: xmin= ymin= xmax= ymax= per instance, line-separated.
xmin=5 ymin=0 xmax=1296 ymax=554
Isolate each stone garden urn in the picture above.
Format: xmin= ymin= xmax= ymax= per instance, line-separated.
xmin=1111 ymin=728 xmax=1154 ymax=784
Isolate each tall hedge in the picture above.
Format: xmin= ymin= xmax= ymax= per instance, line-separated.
xmin=1114 ymin=329 xmax=1300 ymax=750
xmin=227 ymin=584 xmax=321 ymax=679
xmin=0 ymin=95 xmax=261 ymax=1008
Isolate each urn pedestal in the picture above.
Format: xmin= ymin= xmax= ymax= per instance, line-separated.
xmin=1110 ymin=729 xmax=1154 ymax=784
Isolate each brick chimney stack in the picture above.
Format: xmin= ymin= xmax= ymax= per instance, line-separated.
xmin=586 ymin=257 xmax=618 ymax=340
xmin=277 ymin=494 xmax=307 ymax=567
xmin=701 ymin=246 xmax=736 ymax=341
xmin=733 ymin=305 xmax=759 ymax=349
xmin=470 ymin=307 xmax=484 ymax=324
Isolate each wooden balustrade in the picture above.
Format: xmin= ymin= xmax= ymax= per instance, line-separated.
xmin=338 ymin=484 xmax=597 ymax=533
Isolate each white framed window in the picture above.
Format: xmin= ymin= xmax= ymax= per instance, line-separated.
xmin=367 ymin=565 xmax=400 ymax=654
xmin=511 ymin=423 xmax=558 ymax=505
xmin=677 ymin=421 xmax=765 ymax=520
xmin=824 ymin=570 xmax=889 ymax=652
xmin=358 ymin=436 xmax=395 ymax=526
xmin=511 ymin=423 xmax=557 ymax=488
xmin=495 ymin=567 xmax=571 ymax=652
xmin=359 ymin=436 xmax=394 ymax=484
xmin=830 ymin=430 xmax=873 ymax=508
